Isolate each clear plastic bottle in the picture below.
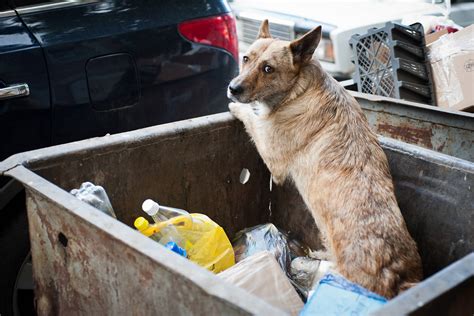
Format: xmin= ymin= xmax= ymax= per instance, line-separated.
xmin=134 ymin=217 xmax=187 ymax=257
xmin=142 ymin=199 xmax=190 ymax=221
xmin=141 ymin=199 xmax=189 ymax=248
xmin=134 ymin=217 xmax=161 ymax=242
xmin=70 ymin=182 xmax=117 ymax=218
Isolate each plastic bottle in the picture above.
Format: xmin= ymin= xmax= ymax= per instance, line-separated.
xmin=142 ymin=199 xmax=167 ymax=223
xmin=140 ymin=199 xmax=192 ymax=249
xmin=142 ymin=199 xmax=190 ymax=221
xmin=70 ymin=182 xmax=117 ymax=218
xmin=133 ymin=217 xmax=187 ymax=257
xmin=134 ymin=217 xmax=161 ymax=241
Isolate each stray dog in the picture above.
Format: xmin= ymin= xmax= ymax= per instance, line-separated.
xmin=228 ymin=20 xmax=422 ymax=298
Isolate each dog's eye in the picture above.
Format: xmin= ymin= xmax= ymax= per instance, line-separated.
xmin=243 ymin=56 xmax=249 ymax=63
xmin=263 ymin=65 xmax=274 ymax=73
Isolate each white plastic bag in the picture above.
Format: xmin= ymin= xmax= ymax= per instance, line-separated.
xmin=219 ymin=251 xmax=304 ymax=315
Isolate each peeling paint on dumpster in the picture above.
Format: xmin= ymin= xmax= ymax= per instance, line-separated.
xmin=354 ymin=92 xmax=474 ymax=162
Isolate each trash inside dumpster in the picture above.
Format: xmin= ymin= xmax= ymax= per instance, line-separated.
xmin=300 ymin=274 xmax=388 ymax=316
xmin=71 ymin=183 xmax=387 ymax=316
xmin=134 ymin=199 xmax=235 ymax=273
xmin=219 ymin=251 xmax=304 ymax=316
xmin=290 ymin=257 xmax=333 ymax=299
xmin=70 ymin=182 xmax=117 ymax=219
xmin=233 ymin=223 xmax=292 ymax=272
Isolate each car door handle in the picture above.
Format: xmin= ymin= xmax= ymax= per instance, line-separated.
xmin=0 ymin=83 xmax=30 ymax=100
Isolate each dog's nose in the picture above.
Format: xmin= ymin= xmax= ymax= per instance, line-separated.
xmin=229 ymin=84 xmax=244 ymax=96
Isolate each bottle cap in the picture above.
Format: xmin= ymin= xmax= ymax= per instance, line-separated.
xmin=134 ymin=217 xmax=149 ymax=231
xmin=142 ymin=199 xmax=160 ymax=216
xmin=165 ymin=241 xmax=187 ymax=258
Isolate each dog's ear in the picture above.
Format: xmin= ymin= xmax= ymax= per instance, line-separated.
xmin=257 ymin=19 xmax=271 ymax=39
xmin=290 ymin=26 xmax=322 ymax=64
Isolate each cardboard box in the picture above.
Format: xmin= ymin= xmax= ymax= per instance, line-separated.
xmin=427 ymin=25 xmax=474 ymax=112
xmin=425 ymin=29 xmax=448 ymax=46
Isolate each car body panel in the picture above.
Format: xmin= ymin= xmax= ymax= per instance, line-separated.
xmin=15 ymin=0 xmax=236 ymax=145
xmin=0 ymin=8 xmax=51 ymax=161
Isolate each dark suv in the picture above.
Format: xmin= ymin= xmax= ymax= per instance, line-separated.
xmin=0 ymin=0 xmax=238 ymax=314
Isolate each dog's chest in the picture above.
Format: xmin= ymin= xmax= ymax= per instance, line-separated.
xmin=251 ymin=101 xmax=271 ymax=117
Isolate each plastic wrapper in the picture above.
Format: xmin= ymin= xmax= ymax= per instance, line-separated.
xmin=232 ymin=223 xmax=325 ymax=299
xmin=290 ymin=257 xmax=334 ymax=299
xmin=218 ymin=251 xmax=304 ymax=316
xmin=177 ymin=213 xmax=235 ymax=273
xmin=232 ymin=223 xmax=292 ymax=272
xmin=70 ymin=182 xmax=117 ymax=218
xmin=300 ymin=273 xmax=387 ymax=315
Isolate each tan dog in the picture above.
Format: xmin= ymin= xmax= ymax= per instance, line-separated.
xmin=228 ymin=20 xmax=422 ymax=298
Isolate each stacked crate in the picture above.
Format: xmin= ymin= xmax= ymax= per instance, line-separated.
xmin=350 ymin=22 xmax=435 ymax=105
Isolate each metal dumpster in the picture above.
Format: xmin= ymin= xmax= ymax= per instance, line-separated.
xmin=353 ymin=92 xmax=474 ymax=162
xmin=1 ymin=113 xmax=473 ymax=315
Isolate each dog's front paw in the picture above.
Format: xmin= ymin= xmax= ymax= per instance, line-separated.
xmin=228 ymin=102 xmax=239 ymax=115
xmin=229 ymin=102 xmax=246 ymax=120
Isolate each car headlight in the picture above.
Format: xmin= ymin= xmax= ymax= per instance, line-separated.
xmin=314 ymin=37 xmax=335 ymax=63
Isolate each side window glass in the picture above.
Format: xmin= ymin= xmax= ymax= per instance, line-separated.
xmin=13 ymin=0 xmax=47 ymax=7
xmin=1 ymin=1 xmax=12 ymax=11
xmin=12 ymin=0 xmax=92 ymax=12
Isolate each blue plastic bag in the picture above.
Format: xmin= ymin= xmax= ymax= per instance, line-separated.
xmin=300 ymin=273 xmax=387 ymax=316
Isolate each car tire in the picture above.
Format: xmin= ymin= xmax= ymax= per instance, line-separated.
xmin=0 ymin=190 xmax=35 ymax=316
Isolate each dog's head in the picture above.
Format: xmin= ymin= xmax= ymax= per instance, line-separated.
xmin=228 ymin=20 xmax=321 ymax=107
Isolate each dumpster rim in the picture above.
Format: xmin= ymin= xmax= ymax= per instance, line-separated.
xmin=1 ymin=113 xmax=473 ymax=177
xmin=371 ymin=252 xmax=474 ymax=315
xmin=350 ymin=91 xmax=474 ymax=119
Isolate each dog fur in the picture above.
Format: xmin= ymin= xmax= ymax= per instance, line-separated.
xmin=228 ymin=20 xmax=422 ymax=298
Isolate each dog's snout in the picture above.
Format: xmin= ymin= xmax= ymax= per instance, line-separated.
xmin=229 ymin=84 xmax=244 ymax=96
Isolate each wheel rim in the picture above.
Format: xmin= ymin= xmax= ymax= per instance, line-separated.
xmin=13 ymin=252 xmax=34 ymax=316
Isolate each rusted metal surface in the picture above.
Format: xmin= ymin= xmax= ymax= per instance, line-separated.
xmin=1 ymin=112 xmax=473 ymax=315
xmin=11 ymin=165 xmax=282 ymax=316
xmin=353 ymin=92 xmax=474 ymax=161
xmin=378 ymin=122 xmax=433 ymax=148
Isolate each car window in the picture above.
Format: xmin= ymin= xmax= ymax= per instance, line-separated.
xmin=13 ymin=0 xmax=45 ymax=7
xmin=1 ymin=0 xmax=11 ymax=11
xmin=12 ymin=0 xmax=92 ymax=11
